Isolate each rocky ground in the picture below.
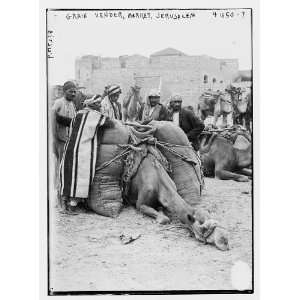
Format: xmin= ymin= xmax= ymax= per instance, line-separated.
xmin=49 ymin=178 xmax=252 ymax=292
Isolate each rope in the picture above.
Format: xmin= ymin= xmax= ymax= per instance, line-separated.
xmin=153 ymin=139 xmax=204 ymax=194
xmin=193 ymin=150 xmax=205 ymax=191
xmin=155 ymin=141 xmax=193 ymax=149
xmin=95 ymin=145 xmax=142 ymax=172
xmin=201 ymin=125 xmax=250 ymax=135
xmin=124 ymin=121 xmax=153 ymax=130
xmin=155 ymin=141 xmax=196 ymax=165
xmin=95 ymin=134 xmax=204 ymax=194
xmin=95 ymin=125 xmax=145 ymax=173
xmin=132 ymin=137 xmax=194 ymax=162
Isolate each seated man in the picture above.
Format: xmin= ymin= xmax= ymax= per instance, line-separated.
xmin=138 ymin=89 xmax=169 ymax=123
xmin=168 ymin=94 xmax=205 ymax=151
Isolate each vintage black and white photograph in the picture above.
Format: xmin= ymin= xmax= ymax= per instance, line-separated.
xmin=46 ymin=5 xmax=256 ymax=295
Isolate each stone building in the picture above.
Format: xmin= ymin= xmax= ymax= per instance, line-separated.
xmin=232 ymin=70 xmax=252 ymax=89
xmin=75 ymin=48 xmax=239 ymax=107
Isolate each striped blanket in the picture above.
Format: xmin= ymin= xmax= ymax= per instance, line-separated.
xmin=59 ymin=108 xmax=106 ymax=198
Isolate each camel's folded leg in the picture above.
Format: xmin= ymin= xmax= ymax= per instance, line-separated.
xmin=215 ymin=169 xmax=249 ymax=182
xmin=238 ymin=168 xmax=252 ymax=177
xmin=139 ymin=205 xmax=170 ymax=224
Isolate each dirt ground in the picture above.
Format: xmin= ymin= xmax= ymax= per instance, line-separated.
xmin=49 ymin=178 xmax=252 ymax=292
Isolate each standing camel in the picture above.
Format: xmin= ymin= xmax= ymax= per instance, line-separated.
xmin=213 ymin=91 xmax=233 ymax=127
xmin=122 ymin=85 xmax=143 ymax=122
xmin=231 ymin=87 xmax=252 ymax=133
xmin=197 ymin=89 xmax=233 ymax=128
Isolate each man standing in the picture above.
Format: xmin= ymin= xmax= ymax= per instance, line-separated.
xmin=168 ymin=94 xmax=205 ymax=151
xmin=51 ymin=81 xmax=77 ymax=202
xmin=138 ymin=89 xmax=169 ymax=123
xmin=100 ymin=85 xmax=122 ymax=120
xmin=59 ymin=94 xmax=107 ymax=213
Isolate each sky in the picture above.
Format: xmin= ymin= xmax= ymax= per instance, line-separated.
xmin=47 ymin=9 xmax=252 ymax=85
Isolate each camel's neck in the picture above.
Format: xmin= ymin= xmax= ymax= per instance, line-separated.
xmin=199 ymin=133 xmax=217 ymax=153
xmin=157 ymin=167 xmax=195 ymax=224
xmin=128 ymin=92 xmax=142 ymax=120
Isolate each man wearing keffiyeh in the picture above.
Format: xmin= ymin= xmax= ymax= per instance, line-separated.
xmin=168 ymin=93 xmax=205 ymax=151
xmin=100 ymin=85 xmax=123 ymax=120
xmin=137 ymin=89 xmax=169 ymax=123
xmin=59 ymin=94 xmax=107 ymax=213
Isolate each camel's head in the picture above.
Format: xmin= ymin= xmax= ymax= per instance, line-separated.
xmin=235 ymin=90 xmax=249 ymax=113
xmin=132 ymin=84 xmax=141 ymax=93
xmin=189 ymin=208 xmax=230 ymax=251
xmin=208 ymin=226 xmax=230 ymax=251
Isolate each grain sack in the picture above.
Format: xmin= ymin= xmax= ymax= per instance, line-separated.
xmin=88 ymin=121 xmax=130 ymax=217
xmin=152 ymin=121 xmax=203 ymax=205
xmin=88 ymin=144 xmax=125 ymax=218
xmin=88 ymin=173 xmax=123 ymax=218
xmin=89 ymin=144 xmax=123 ymax=217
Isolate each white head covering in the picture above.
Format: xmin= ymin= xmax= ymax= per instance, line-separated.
xmin=107 ymin=85 xmax=122 ymax=97
xmin=148 ymin=88 xmax=160 ymax=98
xmin=170 ymin=93 xmax=182 ymax=102
xmin=83 ymin=94 xmax=102 ymax=107
xmin=141 ymin=89 xmax=161 ymax=122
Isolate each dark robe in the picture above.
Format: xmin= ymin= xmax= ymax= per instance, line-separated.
xmin=169 ymin=108 xmax=205 ymax=150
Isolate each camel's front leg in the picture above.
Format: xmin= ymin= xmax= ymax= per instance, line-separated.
xmin=238 ymin=168 xmax=252 ymax=177
xmin=200 ymin=109 xmax=207 ymax=121
xmin=136 ymin=189 xmax=170 ymax=224
xmin=139 ymin=205 xmax=170 ymax=224
xmin=222 ymin=113 xmax=231 ymax=128
xmin=222 ymin=114 xmax=227 ymax=127
xmin=215 ymin=168 xmax=249 ymax=182
xmin=213 ymin=113 xmax=219 ymax=127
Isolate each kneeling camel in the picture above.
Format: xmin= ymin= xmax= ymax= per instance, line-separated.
xmin=128 ymin=145 xmax=229 ymax=251
xmin=200 ymin=130 xmax=252 ymax=182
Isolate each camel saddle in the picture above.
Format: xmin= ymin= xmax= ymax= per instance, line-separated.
xmin=201 ymin=125 xmax=251 ymax=149
xmin=121 ymin=123 xmax=171 ymax=199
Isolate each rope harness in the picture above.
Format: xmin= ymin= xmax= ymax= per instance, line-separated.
xmin=96 ymin=125 xmax=205 ymax=199
xmin=154 ymin=140 xmax=204 ymax=194
xmin=200 ymin=125 xmax=251 ymax=144
xmin=95 ymin=144 xmax=143 ymax=172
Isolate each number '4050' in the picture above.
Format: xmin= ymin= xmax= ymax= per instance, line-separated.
xmin=212 ymin=11 xmax=235 ymax=18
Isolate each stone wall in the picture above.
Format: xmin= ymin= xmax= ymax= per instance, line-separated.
xmin=75 ymin=50 xmax=239 ymax=109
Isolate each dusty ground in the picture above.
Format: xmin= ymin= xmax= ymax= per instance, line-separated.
xmin=49 ymin=178 xmax=252 ymax=292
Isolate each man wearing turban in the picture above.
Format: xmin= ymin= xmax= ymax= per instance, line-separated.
xmin=168 ymin=93 xmax=205 ymax=151
xmin=138 ymin=89 xmax=169 ymax=123
xmin=51 ymin=81 xmax=77 ymax=204
xmin=100 ymin=85 xmax=123 ymax=120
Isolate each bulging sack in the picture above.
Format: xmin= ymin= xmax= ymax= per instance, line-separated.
xmin=152 ymin=121 xmax=203 ymax=205
xmin=88 ymin=144 xmax=124 ymax=218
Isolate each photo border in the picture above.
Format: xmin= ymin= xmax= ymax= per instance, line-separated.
xmin=45 ymin=7 xmax=255 ymax=296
